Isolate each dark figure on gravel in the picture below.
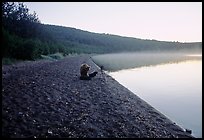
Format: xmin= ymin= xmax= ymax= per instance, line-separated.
xmin=80 ymin=63 xmax=98 ymax=80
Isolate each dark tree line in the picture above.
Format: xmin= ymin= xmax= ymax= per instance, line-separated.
xmin=2 ymin=2 xmax=40 ymax=38
xmin=2 ymin=2 xmax=42 ymax=60
xmin=2 ymin=2 xmax=76 ymax=60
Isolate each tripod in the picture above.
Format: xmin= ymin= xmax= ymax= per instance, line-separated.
xmin=100 ymin=66 xmax=106 ymax=82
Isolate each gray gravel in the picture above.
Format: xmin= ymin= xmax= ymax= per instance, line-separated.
xmin=2 ymin=55 xmax=194 ymax=138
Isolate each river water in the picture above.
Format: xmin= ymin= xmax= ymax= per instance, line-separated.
xmin=107 ymin=59 xmax=202 ymax=138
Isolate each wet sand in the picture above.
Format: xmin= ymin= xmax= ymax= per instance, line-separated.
xmin=2 ymin=55 xmax=193 ymax=138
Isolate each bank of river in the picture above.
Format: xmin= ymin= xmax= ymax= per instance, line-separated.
xmin=2 ymin=55 xmax=193 ymax=138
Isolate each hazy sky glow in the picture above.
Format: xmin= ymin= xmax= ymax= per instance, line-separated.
xmin=25 ymin=2 xmax=202 ymax=43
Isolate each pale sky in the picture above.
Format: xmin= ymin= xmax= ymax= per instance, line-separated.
xmin=25 ymin=2 xmax=202 ymax=43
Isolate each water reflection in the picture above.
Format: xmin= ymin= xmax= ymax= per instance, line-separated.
xmin=108 ymin=60 xmax=202 ymax=138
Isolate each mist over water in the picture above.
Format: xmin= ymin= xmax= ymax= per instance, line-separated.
xmin=92 ymin=52 xmax=202 ymax=72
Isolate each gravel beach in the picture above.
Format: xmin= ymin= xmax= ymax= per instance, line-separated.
xmin=2 ymin=55 xmax=194 ymax=138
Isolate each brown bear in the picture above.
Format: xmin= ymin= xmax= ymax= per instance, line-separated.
xmin=80 ymin=63 xmax=98 ymax=80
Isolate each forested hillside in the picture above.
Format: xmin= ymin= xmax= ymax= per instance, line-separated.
xmin=2 ymin=2 xmax=202 ymax=61
xmin=39 ymin=24 xmax=202 ymax=53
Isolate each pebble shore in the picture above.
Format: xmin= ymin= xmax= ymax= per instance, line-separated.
xmin=2 ymin=55 xmax=194 ymax=138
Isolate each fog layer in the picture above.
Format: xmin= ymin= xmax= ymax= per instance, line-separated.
xmin=91 ymin=52 xmax=202 ymax=72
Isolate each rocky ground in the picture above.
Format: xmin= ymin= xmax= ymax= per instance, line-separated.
xmin=2 ymin=55 xmax=193 ymax=138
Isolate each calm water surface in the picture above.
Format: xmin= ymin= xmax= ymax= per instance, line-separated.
xmin=108 ymin=60 xmax=202 ymax=138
